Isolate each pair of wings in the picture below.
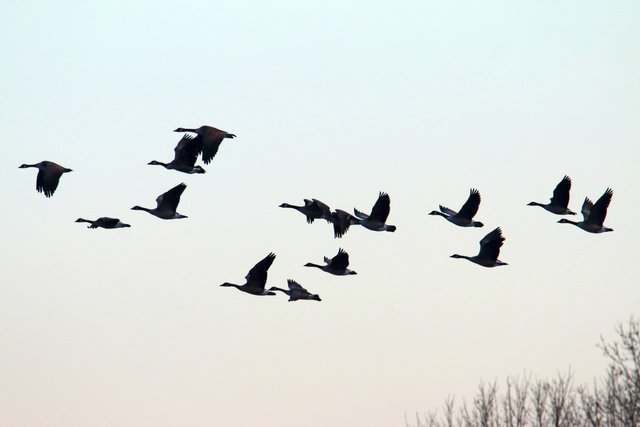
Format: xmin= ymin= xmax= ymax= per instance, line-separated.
xmin=439 ymin=189 xmax=481 ymax=220
xmin=324 ymin=248 xmax=350 ymax=270
xmin=477 ymin=227 xmax=505 ymax=262
xmin=354 ymin=192 xmax=391 ymax=223
xmin=580 ymin=188 xmax=613 ymax=227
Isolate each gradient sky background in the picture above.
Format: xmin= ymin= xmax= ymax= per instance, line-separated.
xmin=1 ymin=1 xmax=639 ymax=426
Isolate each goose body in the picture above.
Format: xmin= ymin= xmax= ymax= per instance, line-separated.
xmin=429 ymin=188 xmax=484 ymax=227
xmin=279 ymin=198 xmax=332 ymax=224
xmin=528 ymin=175 xmax=576 ymax=215
xmin=148 ymin=134 xmax=205 ymax=174
xmin=221 ymin=253 xmax=277 ymax=296
xmin=451 ymin=227 xmax=508 ymax=267
xmin=269 ymin=279 xmax=321 ymax=301
xmin=353 ymin=192 xmax=396 ymax=232
xmin=19 ymin=161 xmax=72 ymax=197
xmin=558 ymin=188 xmax=613 ymax=233
xmin=305 ymin=248 xmax=357 ymax=276
xmin=174 ymin=125 xmax=236 ymax=164
xmin=131 ymin=183 xmax=188 ymax=219
xmin=330 ymin=209 xmax=361 ymax=238
xmin=75 ymin=217 xmax=130 ymax=229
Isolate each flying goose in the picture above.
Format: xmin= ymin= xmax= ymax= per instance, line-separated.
xmin=19 ymin=161 xmax=72 ymax=197
xmin=279 ymin=198 xmax=332 ymax=224
xmin=429 ymin=188 xmax=484 ymax=227
xmin=450 ymin=227 xmax=508 ymax=267
xmin=174 ymin=125 xmax=236 ymax=164
xmin=558 ymin=188 xmax=613 ymax=233
xmin=75 ymin=217 xmax=131 ymax=229
xmin=528 ymin=175 xmax=576 ymax=215
xmin=330 ymin=209 xmax=361 ymax=238
xmin=148 ymin=134 xmax=206 ymax=174
xmin=304 ymin=248 xmax=357 ymax=276
xmin=269 ymin=279 xmax=321 ymax=302
xmin=220 ymin=253 xmax=277 ymax=296
xmin=353 ymin=192 xmax=396 ymax=232
xmin=131 ymin=183 xmax=188 ymax=219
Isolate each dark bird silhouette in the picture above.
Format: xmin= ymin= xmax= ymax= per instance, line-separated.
xmin=305 ymin=248 xmax=357 ymax=275
xmin=19 ymin=161 xmax=72 ymax=197
xmin=330 ymin=209 xmax=361 ymax=238
xmin=220 ymin=253 xmax=277 ymax=296
xmin=131 ymin=183 xmax=188 ymax=219
xmin=279 ymin=198 xmax=332 ymax=224
xmin=528 ymin=175 xmax=576 ymax=215
xmin=148 ymin=134 xmax=206 ymax=174
xmin=174 ymin=125 xmax=236 ymax=164
xmin=429 ymin=188 xmax=484 ymax=227
xmin=450 ymin=227 xmax=508 ymax=267
xmin=75 ymin=217 xmax=131 ymax=229
xmin=558 ymin=188 xmax=613 ymax=233
xmin=353 ymin=192 xmax=396 ymax=232
xmin=269 ymin=279 xmax=321 ymax=302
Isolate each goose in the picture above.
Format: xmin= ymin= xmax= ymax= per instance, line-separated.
xmin=429 ymin=188 xmax=484 ymax=227
xmin=330 ymin=209 xmax=361 ymax=238
xmin=75 ymin=217 xmax=131 ymax=229
xmin=148 ymin=134 xmax=206 ymax=174
xmin=304 ymin=248 xmax=357 ymax=276
xmin=558 ymin=188 xmax=613 ymax=233
xmin=131 ymin=182 xmax=188 ymax=219
xmin=528 ymin=175 xmax=576 ymax=215
xmin=354 ymin=192 xmax=396 ymax=232
xmin=174 ymin=125 xmax=236 ymax=164
xmin=279 ymin=198 xmax=332 ymax=224
xmin=269 ymin=279 xmax=321 ymax=302
xmin=220 ymin=253 xmax=276 ymax=296
xmin=19 ymin=161 xmax=72 ymax=197
xmin=450 ymin=227 xmax=508 ymax=267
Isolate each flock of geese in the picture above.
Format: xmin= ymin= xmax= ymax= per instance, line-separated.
xmin=19 ymin=128 xmax=615 ymax=302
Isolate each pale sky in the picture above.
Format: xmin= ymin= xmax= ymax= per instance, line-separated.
xmin=1 ymin=1 xmax=639 ymax=426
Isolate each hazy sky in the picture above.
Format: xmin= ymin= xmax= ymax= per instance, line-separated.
xmin=1 ymin=1 xmax=639 ymax=426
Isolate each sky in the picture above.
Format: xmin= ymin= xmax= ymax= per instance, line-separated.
xmin=1 ymin=1 xmax=639 ymax=426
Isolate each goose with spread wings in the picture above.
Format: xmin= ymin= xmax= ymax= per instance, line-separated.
xmin=450 ymin=227 xmax=508 ymax=267
xmin=269 ymin=279 xmax=321 ymax=301
xmin=305 ymin=248 xmax=357 ymax=276
xmin=528 ymin=175 xmax=576 ymax=215
xmin=220 ymin=253 xmax=277 ymax=296
xmin=558 ymin=188 xmax=613 ymax=233
xmin=353 ymin=192 xmax=396 ymax=232
xmin=429 ymin=188 xmax=484 ymax=227
xmin=174 ymin=125 xmax=236 ymax=164
xmin=131 ymin=183 xmax=188 ymax=219
xmin=19 ymin=161 xmax=72 ymax=197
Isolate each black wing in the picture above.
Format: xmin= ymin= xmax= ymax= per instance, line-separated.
xmin=369 ymin=192 xmax=390 ymax=223
xmin=97 ymin=217 xmax=120 ymax=227
xmin=330 ymin=248 xmax=350 ymax=270
xmin=156 ymin=183 xmax=187 ymax=210
xmin=586 ymin=188 xmax=613 ymax=226
xmin=581 ymin=197 xmax=593 ymax=221
xmin=478 ymin=227 xmax=505 ymax=262
xmin=173 ymin=134 xmax=203 ymax=167
xmin=38 ymin=165 xmax=63 ymax=198
xmin=331 ymin=209 xmax=359 ymax=238
xmin=246 ymin=253 xmax=276 ymax=289
xmin=550 ymin=176 xmax=571 ymax=208
xmin=457 ymin=188 xmax=481 ymax=220
xmin=287 ymin=279 xmax=307 ymax=292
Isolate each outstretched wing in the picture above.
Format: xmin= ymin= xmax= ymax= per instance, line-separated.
xmin=550 ymin=176 xmax=571 ymax=208
xmin=97 ymin=217 xmax=120 ymax=227
xmin=331 ymin=209 xmax=359 ymax=238
xmin=457 ymin=189 xmax=481 ymax=220
xmin=246 ymin=252 xmax=276 ymax=289
xmin=439 ymin=205 xmax=458 ymax=216
xmin=478 ymin=227 xmax=505 ymax=262
xmin=369 ymin=192 xmax=391 ymax=223
xmin=287 ymin=279 xmax=307 ymax=292
xmin=311 ymin=199 xmax=332 ymax=222
xmin=330 ymin=248 xmax=350 ymax=270
xmin=586 ymin=188 xmax=612 ymax=226
xmin=156 ymin=183 xmax=187 ymax=211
